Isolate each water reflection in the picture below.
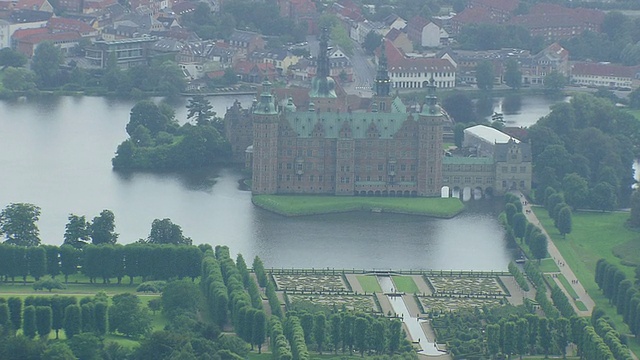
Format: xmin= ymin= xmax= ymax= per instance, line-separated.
xmin=501 ymin=94 xmax=522 ymax=114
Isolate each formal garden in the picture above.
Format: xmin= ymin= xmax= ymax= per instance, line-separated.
xmin=425 ymin=275 xmax=508 ymax=296
xmin=272 ymin=274 xmax=350 ymax=292
xmin=418 ymin=296 xmax=504 ymax=313
xmin=286 ymin=294 xmax=379 ymax=313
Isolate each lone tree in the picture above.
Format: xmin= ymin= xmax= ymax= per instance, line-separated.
xmin=531 ymin=233 xmax=548 ymax=260
xmin=64 ymin=214 xmax=90 ymax=248
xmin=475 ymin=60 xmax=495 ymax=91
xmin=556 ymin=206 xmax=572 ymax=238
xmin=362 ymin=30 xmax=382 ymax=55
xmin=147 ymin=218 xmax=192 ymax=245
xmin=504 ymin=58 xmax=522 ymax=89
xmin=90 ymin=210 xmax=118 ymax=245
xmin=0 ymin=203 xmax=41 ymax=246
xmin=544 ymin=70 xmax=566 ymax=97
xmin=186 ymin=95 xmax=215 ymax=126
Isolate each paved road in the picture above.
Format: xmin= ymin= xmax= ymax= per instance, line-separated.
xmin=516 ymin=191 xmax=596 ymax=316
xmin=347 ymin=41 xmax=376 ymax=96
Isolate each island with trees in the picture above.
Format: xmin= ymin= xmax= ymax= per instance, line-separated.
xmin=112 ymin=96 xmax=231 ymax=170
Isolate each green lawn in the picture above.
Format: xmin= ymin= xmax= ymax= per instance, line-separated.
xmin=391 ymin=276 xmax=419 ymax=293
xmin=0 ymin=281 xmax=141 ymax=295
xmin=575 ymin=300 xmax=588 ymax=312
xmin=357 ymin=276 xmax=382 ymax=293
xmin=252 ymin=195 xmax=464 ymax=218
xmin=533 ymin=208 xmax=640 ymax=356
xmin=626 ymin=108 xmax=640 ymax=121
xmin=556 ymin=273 xmax=580 ymax=300
xmin=537 ymin=258 xmax=561 ymax=273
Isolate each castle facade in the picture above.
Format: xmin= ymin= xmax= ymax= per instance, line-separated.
xmin=224 ymin=30 xmax=531 ymax=197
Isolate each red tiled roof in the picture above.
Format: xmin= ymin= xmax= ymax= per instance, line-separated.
xmin=19 ymin=31 xmax=81 ymax=44
xmin=48 ymin=17 xmax=94 ymax=34
xmin=82 ymin=0 xmax=116 ymax=10
xmin=543 ymin=42 xmax=569 ymax=59
xmin=571 ymin=62 xmax=640 ymax=78
xmin=12 ymin=27 xmax=48 ymax=40
xmin=470 ymin=0 xmax=518 ymax=12
xmin=234 ymin=60 xmax=254 ymax=74
xmin=407 ymin=16 xmax=429 ymax=31
xmin=385 ymin=28 xmax=401 ymax=41
xmin=377 ymin=39 xmax=405 ymax=65
xmin=390 ymin=57 xmax=455 ymax=72
xmin=15 ymin=0 xmax=49 ymax=10
xmin=526 ymin=3 xmax=604 ymax=25
xmin=452 ymin=7 xmax=494 ymax=25
xmin=511 ymin=13 xmax=590 ymax=29
xmin=378 ymin=39 xmax=455 ymax=72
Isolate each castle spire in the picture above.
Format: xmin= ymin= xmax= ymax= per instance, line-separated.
xmin=374 ymin=41 xmax=391 ymax=97
xmin=421 ymin=77 xmax=440 ymax=115
xmin=317 ymin=27 xmax=330 ymax=79
xmin=309 ymin=27 xmax=337 ymax=98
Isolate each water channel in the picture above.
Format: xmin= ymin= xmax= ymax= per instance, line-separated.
xmin=0 ymin=94 xmax=560 ymax=270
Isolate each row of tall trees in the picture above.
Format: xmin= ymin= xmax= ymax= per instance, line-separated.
xmin=215 ymin=247 xmax=266 ymax=352
xmin=595 ymin=259 xmax=640 ymax=337
xmin=434 ymin=305 xmax=575 ymax=358
xmin=502 ymin=194 xmax=547 ymax=260
xmin=524 ymin=261 xmax=561 ymax=319
xmin=542 ymin=188 xmax=573 ymax=237
xmin=284 ymin=309 xmax=405 ymax=357
xmin=0 ymin=243 xmax=203 ymax=284
xmin=201 ymin=247 xmax=267 ymax=351
xmin=0 ymin=292 xmax=151 ymax=339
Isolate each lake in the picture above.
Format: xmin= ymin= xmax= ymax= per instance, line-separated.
xmin=0 ymin=94 xmax=559 ymax=270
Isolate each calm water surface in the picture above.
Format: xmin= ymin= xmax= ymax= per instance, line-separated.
xmin=0 ymin=95 xmax=559 ymax=270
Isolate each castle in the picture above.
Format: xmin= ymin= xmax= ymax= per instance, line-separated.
xmin=224 ymin=30 xmax=531 ymax=198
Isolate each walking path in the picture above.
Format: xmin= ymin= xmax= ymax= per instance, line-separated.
xmin=516 ymin=191 xmax=596 ymax=316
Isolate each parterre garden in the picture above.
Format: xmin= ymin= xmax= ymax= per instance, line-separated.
xmin=418 ymin=274 xmax=510 ymax=313
xmin=272 ymin=270 xmax=517 ymax=315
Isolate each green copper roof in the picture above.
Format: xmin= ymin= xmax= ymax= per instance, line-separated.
xmin=253 ymin=80 xmax=278 ymax=115
xmin=391 ymin=96 xmax=406 ymax=113
xmin=442 ymin=156 xmax=494 ymax=165
xmin=285 ymin=110 xmax=413 ymax=139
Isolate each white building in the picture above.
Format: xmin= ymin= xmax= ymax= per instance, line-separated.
xmin=463 ymin=125 xmax=519 ymax=157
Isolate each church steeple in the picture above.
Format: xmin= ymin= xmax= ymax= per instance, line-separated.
xmin=374 ymin=41 xmax=391 ymax=97
xmin=309 ymin=27 xmax=337 ymax=98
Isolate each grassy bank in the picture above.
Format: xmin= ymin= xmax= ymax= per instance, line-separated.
xmin=533 ymin=207 xmax=640 ymax=354
xmin=252 ymin=195 xmax=464 ymax=218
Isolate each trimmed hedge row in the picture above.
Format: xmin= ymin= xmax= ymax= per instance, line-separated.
xmin=508 ymin=261 xmax=530 ymax=292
